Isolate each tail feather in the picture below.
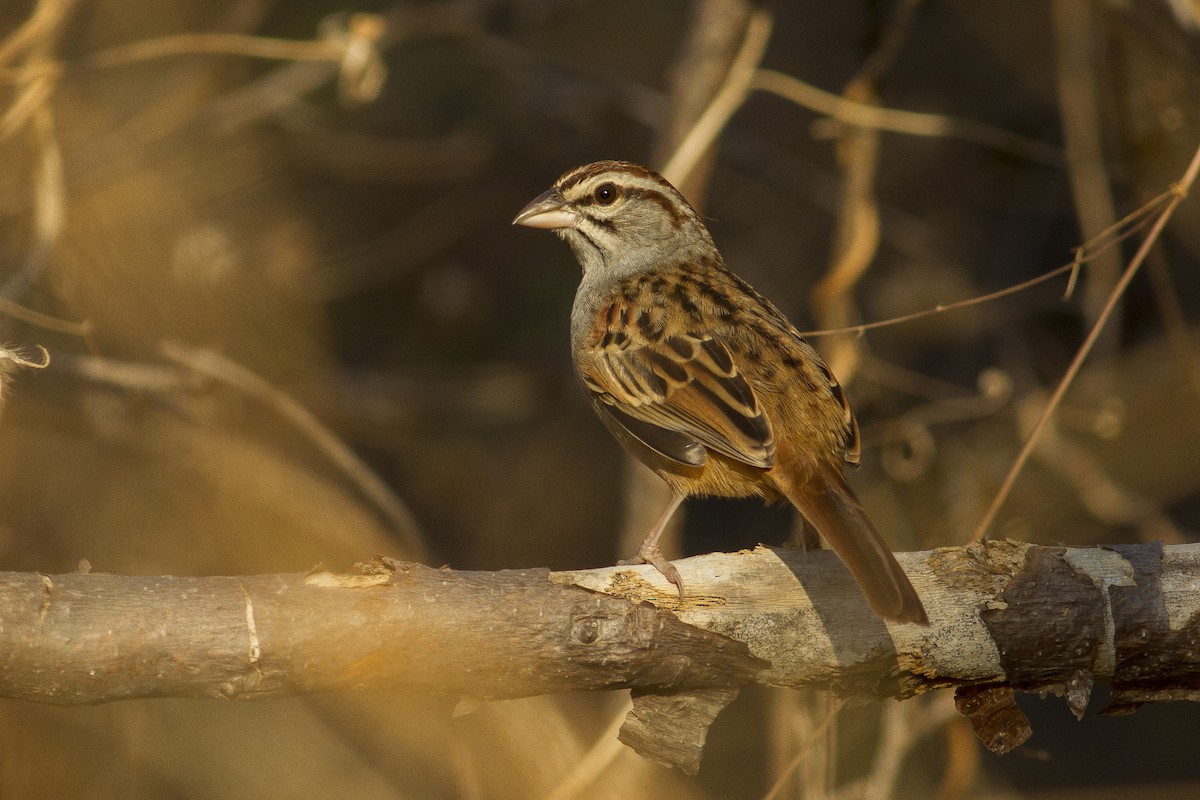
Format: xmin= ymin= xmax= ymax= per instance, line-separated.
xmin=777 ymin=465 xmax=928 ymax=625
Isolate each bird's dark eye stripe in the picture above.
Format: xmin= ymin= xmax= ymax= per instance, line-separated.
xmin=585 ymin=214 xmax=617 ymax=233
xmin=631 ymin=189 xmax=684 ymax=226
xmin=573 ymin=228 xmax=604 ymax=259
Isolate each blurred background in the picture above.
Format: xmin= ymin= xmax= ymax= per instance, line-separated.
xmin=1 ymin=0 xmax=1199 ymax=798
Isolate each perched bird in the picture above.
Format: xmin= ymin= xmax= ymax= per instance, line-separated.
xmin=514 ymin=160 xmax=927 ymax=625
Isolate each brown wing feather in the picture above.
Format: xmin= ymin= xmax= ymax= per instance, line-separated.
xmin=581 ymin=313 xmax=775 ymax=469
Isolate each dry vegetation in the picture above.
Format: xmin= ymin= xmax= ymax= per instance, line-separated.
xmin=1 ymin=1 xmax=1199 ymax=798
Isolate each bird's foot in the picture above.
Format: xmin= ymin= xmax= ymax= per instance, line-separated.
xmin=619 ymin=544 xmax=685 ymax=601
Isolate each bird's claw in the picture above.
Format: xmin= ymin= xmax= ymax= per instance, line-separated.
xmin=619 ymin=544 xmax=685 ymax=601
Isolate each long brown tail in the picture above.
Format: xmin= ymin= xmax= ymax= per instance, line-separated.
xmin=775 ymin=463 xmax=928 ymax=625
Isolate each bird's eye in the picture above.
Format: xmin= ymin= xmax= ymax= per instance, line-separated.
xmin=593 ymin=182 xmax=619 ymax=205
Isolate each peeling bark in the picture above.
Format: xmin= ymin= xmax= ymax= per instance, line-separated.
xmin=1106 ymin=543 xmax=1200 ymax=712
xmin=953 ymin=684 xmax=1032 ymax=755
xmin=980 ymin=545 xmax=1106 ymax=711
xmin=620 ymin=687 xmax=740 ymax=775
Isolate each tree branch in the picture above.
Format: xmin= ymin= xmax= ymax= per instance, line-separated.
xmin=3 ymin=541 xmax=1198 ymax=772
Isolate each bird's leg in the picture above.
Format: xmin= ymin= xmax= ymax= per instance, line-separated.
xmin=793 ymin=514 xmax=821 ymax=557
xmin=618 ymin=492 xmax=686 ymax=600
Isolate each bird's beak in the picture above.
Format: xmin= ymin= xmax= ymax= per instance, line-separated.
xmin=512 ymin=188 xmax=577 ymax=230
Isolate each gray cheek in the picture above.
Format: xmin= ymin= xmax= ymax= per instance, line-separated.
xmin=616 ymin=215 xmax=666 ymax=244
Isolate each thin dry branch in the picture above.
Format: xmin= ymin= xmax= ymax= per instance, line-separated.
xmin=751 ymin=69 xmax=1063 ymax=166
xmin=659 ymin=7 xmax=773 ymax=189
xmin=972 ymin=142 xmax=1200 ymax=542
xmin=0 ymin=0 xmax=78 ymax=67
xmin=1053 ymin=0 xmax=1122 ymax=356
xmin=159 ymin=341 xmax=429 ymax=560
xmin=3 ymin=541 xmax=1200 ymax=772
xmin=0 ymin=0 xmax=70 ymax=299
xmin=541 ymin=698 xmax=633 ymax=800
xmin=762 ymin=698 xmax=844 ymax=800
xmin=87 ymin=31 xmax=346 ymax=67
xmin=798 ymin=263 xmax=1077 ymax=338
xmin=0 ymin=295 xmax=91 ymax=337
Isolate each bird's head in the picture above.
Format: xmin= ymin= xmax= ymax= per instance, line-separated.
xmin=513 ymin=161 xmax=715 ymax=279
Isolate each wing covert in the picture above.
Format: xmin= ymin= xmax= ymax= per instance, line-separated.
xmin=581 ymin=308 xmax=775 ymax=469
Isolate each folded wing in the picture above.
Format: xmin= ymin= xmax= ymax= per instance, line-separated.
xmin=580 ymin=311 xmax=774 ymax=470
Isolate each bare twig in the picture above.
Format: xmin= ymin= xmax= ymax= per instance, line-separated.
xmin=23 ymin=105 xmax=64 ymax=281
xmin=87 ymin=32 xmax=344 ymax=67
xmin=797 ymin=262 xmax=1077 ymax=338
xmin=971 ymin=143 xmax=1200 ymax=543
xmin=751 ymin=69 xmax=1063 ymax=167
xmin=858 ymin=694 xmax=959 ymax=800
xmin=810 ymin=74 xmax=886 ymax=382
xmin=0 ymin=296 xmax=91 ymax=337
xmin=762 ymin=697 xmax=844 ymax=800
xmin=0 ymin=0 xmax=77 ymax=67
xmin=0 ymin=1 xmax=72 ymax=300
xmin=541 ymin=697 xmax=634 ymax=800
xmin=1053 ymin=0 xmax=1122 ymax=357
xmin=659 ymin=7 xmax=773 ymax=189
xmin=87 ymin=14 xmax=387 ymax=105
xmin=159 ymin=341 xmax=429 ymax=560
xmin=1065 ymin=184 xmax=1178 ymax=299
xmin=795 ymin=183 xmax=1173 ymax=340
xmin=0 ymin=344 xmax=51 ymax=371
xmin=52 ymin=353 xmax=199 ymax=394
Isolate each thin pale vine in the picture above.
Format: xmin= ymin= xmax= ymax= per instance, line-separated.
xmin=0 ymin=344 xmax=50 ymax=370
xmin=798 ymin=187 xmax=1177 ymax=341
xmin=660 ymin=8 xmax=773 ymax=189
xmin=761 ymin=697 xmax=845 ymax=800
xmin=1064 ymin=184 xmax=1178 ymax=300
xmin=159 ymin=340 xmax=429 ymax=559
xmin=752 ymin=68 xmax=1063 ymax=167
xmin=971 ymin=142 xmax=1200 ymax=543
xmin=540 ymin=696 xmax=632 ymax=800
xmin=0 ymin=296 xmax=90 ymax=338
xmin=798 ymin=263 xmax=1075 ymax=339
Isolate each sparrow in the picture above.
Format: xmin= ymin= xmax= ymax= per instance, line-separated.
xmin=514 ymin=160 xmax=927 ymax=624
